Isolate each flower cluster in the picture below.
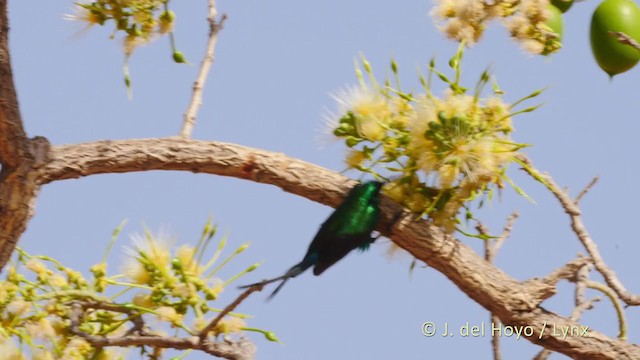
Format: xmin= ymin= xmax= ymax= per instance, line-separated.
xmin=67 ymin=1 xmax=178 ymax=57
xmin=330 ymin=50 xmax=540 ymax=232
xmin=431 ymin=0 xmax=562 ymax=55
xmin=0 ymin=220 xmax=278 ymax=359
xmin=66 ymin=1 xmax=186 ymax=97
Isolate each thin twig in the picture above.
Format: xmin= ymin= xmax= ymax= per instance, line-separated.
xmin=537 ymin=256 xmax=593 ymax=288
xmin=200 ymin=283 xmax=265 ymax=340
xmin=490 ymin=314 xmax=502 ymax=360
xmin=608 ymin=31 xmax=640 ymax=52
xmin=532 ymin=348 xmax=551 ymax=360
xmin=570 ymin=297 xmax=600 ymax=321
xmin=516 ymin=154 xmax=640 ymax=306
xmin=585 ymin=280 xmax=627 ymax=341
xmin=476 ymin=212 xmax=518 ymax=263
xmin=492 ymin=212 xmax=518 ymax=262
xmin=73 ymin=299 xmax=147 ymax=336
xmin=533 ymin=262 xmax=598 ymax=360
xmin=575 ymin=176 xmax=599 ymax=205
xmin=573 ymin=260 xmax=591 ymax=307
xmin=180 ymin=0 xmax=228 ymax=138
xmin=476 ymin=214 xmax=518 ymax=360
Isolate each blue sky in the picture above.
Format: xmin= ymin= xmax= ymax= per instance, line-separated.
xmin=8 ymin=0 xmax=640 ymax=359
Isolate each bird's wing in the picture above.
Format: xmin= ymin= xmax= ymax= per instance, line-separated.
xmin=312 ymin=233 xmax=370 ymax=276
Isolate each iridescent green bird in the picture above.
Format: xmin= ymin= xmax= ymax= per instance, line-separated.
xmin=239 ymin=180 xmax=384 ymax=299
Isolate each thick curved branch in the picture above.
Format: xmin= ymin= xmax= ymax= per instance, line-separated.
xmin=0 ymin=2 xmax=51 ymax=281
xmin=27 ymin=137 xmax=640 ymax=359
xmin=0 ymin=0 xmax=28 ymax=167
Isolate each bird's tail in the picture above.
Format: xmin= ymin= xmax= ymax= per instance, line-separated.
xmin=238 ymin=260 xmax=312 ymax=300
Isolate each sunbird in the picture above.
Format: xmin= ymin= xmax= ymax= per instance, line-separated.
xmin=239 ymin=180 xmax=384 ymax=299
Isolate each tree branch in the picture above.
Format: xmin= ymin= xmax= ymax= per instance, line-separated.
xmin=476 ymin=214 xmax=519 ymax=360
xmin=68 ymin=302 xmax=255 ymax=360
xmin=0 ymin=0 xmax=29 ymax=167
xmin=575 ymin=176 xmax=599 ymax=205
xmin=516 ymin=154 xmax=640 ymax=306
xmin=18 ymin=137 xmax=638 ymax=359
xmin=0 ymin=137 xmax=50 ymax=271
xmin=180 ymin=0 xmax=227 ymax=138
xmin=200 ymin=283 xmax=265 ymax=340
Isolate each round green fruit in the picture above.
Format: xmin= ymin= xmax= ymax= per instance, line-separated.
xmin=546 ymin=5 xmax=564 ymax=40
xmin=552 ymin=0 xmax=574 ymax=13
xmin=590 ymin=0 xmax=640 ymax=77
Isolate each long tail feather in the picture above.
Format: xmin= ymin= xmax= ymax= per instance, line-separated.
xmin=237 ymin=274 xmax=288 ymax=290
xmin=267 ymin=278 xmax=290 ymax=300
xmin=238 ymin=259 xmax=312 ymax=300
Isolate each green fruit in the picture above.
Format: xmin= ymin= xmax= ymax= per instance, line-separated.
xmin=590 ymin=0 xmax=640 ymax=77
xmin=552 ymin=0 xmax=574 ymax=13
xmin=172 ymin=50 xmax=187 ymax=64
xmin=546 ymin=5 xmax=564 ymax=40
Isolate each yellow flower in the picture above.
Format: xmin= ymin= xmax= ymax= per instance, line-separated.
xmin=26 ymin=318 xmax=56 ymax=340
xmin=132 ymin=293 xmax=154 ymax=309
xmin=345 ymin=150 xmax=367 ymax=168
xmin=65 ymin=269 xmax=87 ymax=287
xmin=61 ymin=337 xmax=92 ymax=359
xmin=440 ymin=90 xmax=475 ymax=120
xmin=454 ymin=0 xmax=485 ymax=23
xmin=193 ymin=316 xmax=207 ymax=331
xmin=176 ymin=245 xmax=203 ymax=275
xmin=506 ymin=14 xmax=530 ymax=38
xmin=332 ymin=85 xmax=391 ymax=141
xmin=156 ymin=306 xmax=183 ymax=326
xmin=432 ymin=0 xmax=457 ymax=18
xmin=416 ymin=149 xmax=438 ymax=175
xmin=356 ymin=117 xmax=386 ymax=141
xmin=432 ymin=0 xmax=488 ymax=44
xmin=158 ymin=11 xmax=176 ymax=34
xmin=25 ymin=258 xmax=48 ymax=275
xmin=50 ymin=274 xmax=68 ymax=288
xmin=521 ymin=39 xmax=545 ymax=55
xmin=95 ymin=349 xmax=124 ymax=360
xmin=64 ymin=4 xmax=102 ymax=25
xmin=384 ymin=182 xmax=407 ymax=204
xmin=0 ymin=339 xmax=24 ymax=360
xmin=6 ymin=299 xmax=30 ymax=316
xmin=123 ymin=34 xmax=149 ymax=57
xmin=484 ymin=97 xmax=511 ymax=131
xmin=406 ymin=192 xmax=428 ymax=213
xmin=172 ymin=282 xmax=197 ymax=299
xmin=212 ymin=317 xmax=246 ymax=336
xmin=33 ymin=350 xmax=55 ymax=360
xmin=0 ymin=282 xmax=18 ymax=303
xmin=520 ymin=0 xmax=548 ymax=22
xmin=125 ymin=231 xmax=172 ymax=279
xmin=121 ymin=258 xmax=151 ymax=285
xmin=438 ymin=164 xmax=460 ymax=188
xmin=206 ymin=278 xmax=225 ymax=299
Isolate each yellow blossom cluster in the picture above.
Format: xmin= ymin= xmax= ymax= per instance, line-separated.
xmin=0 ymin=221 xmax=278 ymax=359
xmin=431 ymin=0 xmax=562 ymax=55
xmin=331 ymin=54 xmax=539 ymax=232
xmin=67 ymin=0 xmax=176 ymax=57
